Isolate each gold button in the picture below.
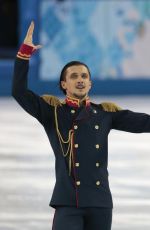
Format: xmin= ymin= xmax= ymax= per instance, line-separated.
xmin=71 ymin=110 xmax=75 ymax=114
xmin=93 ymin=110 xmax=97 ymax=113
xmin=75 ymin=162 xmax=80 ymax=167
xmin=96 ymin=162 xmax=100 ymax=167
xmin=95 ymin=144 xmax=100 ymax=149
xmin=74 ymin=144 xmax=79 ymax=148
xmin=96 ymin=180 xmax=100 ymax=186
xmin=76 ymin=181 xmax=80 ymax=186
xmin=95 ymin=125 xmax=99 ymax=129
xmin=74 ymin=125 xmax=78 ymax=129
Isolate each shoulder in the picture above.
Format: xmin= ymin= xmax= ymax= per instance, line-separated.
xmin=100 ymin=102 xmax=122 ymax=112
xmin=91 ymin=101 xmax=122 ymax=112
xmin=40 ymin=94 xmax=64 ymax=107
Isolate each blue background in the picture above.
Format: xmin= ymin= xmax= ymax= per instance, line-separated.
xmin=1 ymin=0 xmax=150 ymax=96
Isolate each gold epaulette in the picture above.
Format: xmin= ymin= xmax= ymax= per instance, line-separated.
xmin=41 ymin=94 xmax=62 ymax=106
xmin=101 ymin=102 xmax=122 ymax=112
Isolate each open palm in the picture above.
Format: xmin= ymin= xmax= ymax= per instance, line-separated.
xmin=24 ymin=21 xmax=42 ymax=50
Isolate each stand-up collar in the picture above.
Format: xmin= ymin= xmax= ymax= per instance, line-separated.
xmin=65 ymin=95 xmax=91 ymax=108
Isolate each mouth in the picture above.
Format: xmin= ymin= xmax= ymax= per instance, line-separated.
xmin=76 ymin=86 xmax=85 ymax=89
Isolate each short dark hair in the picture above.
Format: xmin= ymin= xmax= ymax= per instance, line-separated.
xmin=59 ymin=61 xmax=91 ymax=95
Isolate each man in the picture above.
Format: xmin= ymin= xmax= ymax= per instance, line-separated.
xmin=12 ymin=21 xmax=150 ymax=230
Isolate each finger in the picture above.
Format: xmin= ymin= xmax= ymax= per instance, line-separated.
xmin=26 ymin=21 xmax=34 ymax=37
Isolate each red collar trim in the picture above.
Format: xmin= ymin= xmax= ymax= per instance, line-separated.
xmin=65 ymin=95 xmax=91 ymax=108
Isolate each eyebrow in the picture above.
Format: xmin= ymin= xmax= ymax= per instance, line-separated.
xmin=70 ymin=72 xmax=88 ymax=75
xmin=71 ymin=73 xmax=78 ymax=75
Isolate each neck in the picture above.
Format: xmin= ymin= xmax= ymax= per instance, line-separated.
xmin=66 ymin=94 xmax=90 ymax=108
xmin=66 ymin=94 xmax=89 ymax=106
xmin=67 ymin=94 xmax=87 ymax=101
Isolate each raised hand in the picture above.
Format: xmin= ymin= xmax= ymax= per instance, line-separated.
xmin=24 ymin=21 xmax=42 ymax=50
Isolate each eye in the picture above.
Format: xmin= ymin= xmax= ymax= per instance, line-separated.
xmin=82 ymin=74 xmax=88 ymax=79
xmin=70 ymin=74 xmax=78 ymax=79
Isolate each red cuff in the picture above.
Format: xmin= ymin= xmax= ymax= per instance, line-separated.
xmin=17 ymin=44 xmax=36 ymax=60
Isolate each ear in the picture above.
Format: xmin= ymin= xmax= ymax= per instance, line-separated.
xmin=61 ymin=81 xmax=67 ymax=89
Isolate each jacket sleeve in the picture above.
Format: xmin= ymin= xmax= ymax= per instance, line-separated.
xmin=111 ymin=109 xmax=150 ymax=133
xmin=12 ymin=56 xmax=54 ymax=126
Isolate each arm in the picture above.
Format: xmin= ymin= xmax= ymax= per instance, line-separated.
xmin=112 ymin=108 xmax=150 ymax=133
xmin=12 ymin=22 xmax=53 ymax=125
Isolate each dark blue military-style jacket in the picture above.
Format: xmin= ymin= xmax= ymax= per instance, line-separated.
xmin=12 ymin=58 xmax=150 ymax=209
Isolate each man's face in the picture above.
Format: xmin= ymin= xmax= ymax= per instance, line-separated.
xmin=61 ymin=65 xmax=92 ymax=99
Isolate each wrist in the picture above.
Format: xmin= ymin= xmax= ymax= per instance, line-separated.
xmin=17 ymin=44 xmax=36 ymax=60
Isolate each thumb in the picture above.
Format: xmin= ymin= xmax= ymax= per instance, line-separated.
xmin=34 ymin=45 xmax=43 ymax=50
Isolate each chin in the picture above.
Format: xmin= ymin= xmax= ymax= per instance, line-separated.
xmin=73 ymin=92 xmax=87 ymax=99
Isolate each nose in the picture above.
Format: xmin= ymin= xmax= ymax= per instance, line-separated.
xmin=77 ymin=75 xmax=84 ymax=83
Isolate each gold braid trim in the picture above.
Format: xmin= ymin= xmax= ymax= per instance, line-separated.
xmin=54 ymin=105 xmax=74 ymax=176
xmin=101 ymin=102 xmax=122 ymax=112
xmin=16 ymin=55 xmax=30 ymax=60
xmin=41 ymin=95 xmax=62 ymax=106
xmin=17 ymin=52 xmax=31 ymax=57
